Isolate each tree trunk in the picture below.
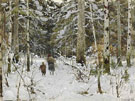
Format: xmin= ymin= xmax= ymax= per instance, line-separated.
xmin=76 ymin=0 xmax=86 ymax=66
xmin=7 ymin=0 xmax=12 ymax=73
xmin=27 ymin=0 xmax=30 ymax=71
xmin=103 ymin=0 xmax=110 ymax=73
xmin=90 ymin=2 xmax=102 ymax=94
xmin=127 ymin=0 xmax=132 ymax=67
xmin=12 ymin=0 xmax=19 ymax=63
xmin=117 ymin=0 xmax=122 ymax=66
xmin=90 ymin=3 xmax=99 ymax=67
xmin=0 ymin=0 xmax=3 ymax=98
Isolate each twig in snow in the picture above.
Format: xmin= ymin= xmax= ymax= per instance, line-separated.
xmin=17 ymin=78 xmax=21 ymax=101
xmin=3 ymin=74 xmax=9 ymax=87
xmin=12 ymin=62 xmax=31 ymax=100
xmin=59 ymin=57 xmax=89 ymax=78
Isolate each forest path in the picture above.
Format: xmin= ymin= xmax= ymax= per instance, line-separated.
xmin=3 ymin=57 xmax=119 ymax=101
xmin=33 ymin=58 xmax=118 ymax=101
xmin=33 ymin=58 xmax=78 ymax=100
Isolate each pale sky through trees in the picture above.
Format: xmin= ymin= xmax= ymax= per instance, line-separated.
xmin=52 ymin=0 xmax=71 ymax=3
xmin=53 ymin=0 xmax=63 ymax=3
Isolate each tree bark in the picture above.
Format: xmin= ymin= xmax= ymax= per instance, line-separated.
xmin=103 ymin=0 xmax=110 ymax=73
xmin=90 ymin=3 xmax=99 ymax=67
xmin=12 ymin=0 xmax=19 ymax=63
xmin=7 ymin=0 xmax=12 ymax=73
xmin=90 ymin=2 xmax=102 ymax=94
xmin=0 ymin=0 xmax=3 ymax=98
xmin=117 ymin=0 xmax=122 ymax=66
xmin=27 ymin=0 xmax=30 ymax=71
xmin=127 ymin=0 xmax=132 ymax=67
xmin=76 ymin=0 xmax=86 ymax=66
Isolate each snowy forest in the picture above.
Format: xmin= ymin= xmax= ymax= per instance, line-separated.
xmin=0 ymin=0 xmax=135 ymax=100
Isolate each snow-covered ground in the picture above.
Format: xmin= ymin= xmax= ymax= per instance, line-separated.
xmin=3 ymin=57 xmax=135 ymax=101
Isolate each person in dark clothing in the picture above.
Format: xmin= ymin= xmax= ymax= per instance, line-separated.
xmin=48 ymin=63 xmax=55 ymax=75
xmin=47 ymin=54 xmax=55 ymax=75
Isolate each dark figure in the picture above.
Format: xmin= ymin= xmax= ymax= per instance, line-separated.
xmin=47 ymin=54 xmax=55 ymax=75
xmin=104 ymin=58 xmax=109 ymax=64
xmin=78 ymin=59 xmax=85 ymax=67
xmin=0 ymin=75 xmax=2 ymax=97
xmin=39 ymin=62 xmax=46 ymax=76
